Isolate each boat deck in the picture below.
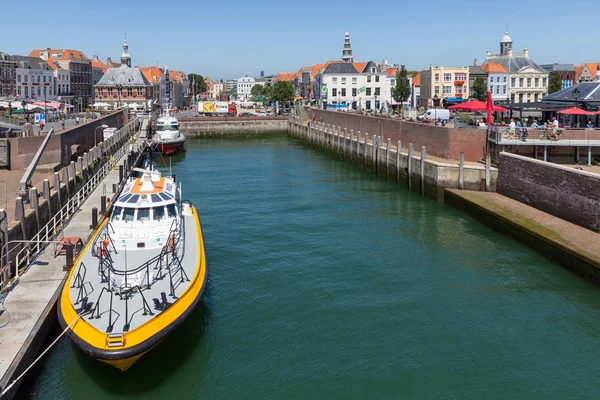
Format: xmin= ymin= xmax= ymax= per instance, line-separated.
xmin=67 ymin=209 xmax=200 ymax=335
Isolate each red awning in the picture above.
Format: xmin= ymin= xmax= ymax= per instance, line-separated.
xmin=448 ymin=100 xmax=487 ymax=111
xmin=448 ymin=99 xmax=506 ymax=112
xmin=557 ymin=107 xmax=591 ymax=115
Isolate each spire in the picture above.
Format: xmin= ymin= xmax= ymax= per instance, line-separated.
xmin=341 ymin=31 xmax=353 ymax=63
xmin=121 ymin=33 xmax=131 ymax=67
xmin=500 ymin=29 xmax=513 ymax=56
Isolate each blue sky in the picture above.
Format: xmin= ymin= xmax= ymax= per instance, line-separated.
xmin=2 ymin=0 xmax=597 ymax=80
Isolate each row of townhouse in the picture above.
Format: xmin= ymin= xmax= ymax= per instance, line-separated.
xmin=0 ymin=38 xmax=190 ymax=112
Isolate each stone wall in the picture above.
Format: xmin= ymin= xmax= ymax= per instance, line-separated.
xmin=307 ymin=108 xmax=487 ymax=162
xmin=179 ymin=117 xmax=288 ymax=136
xmin=6 ymin=110 xmax=127 ymax=170
xmin=497 ymin=152 xmax=600 ymax=232
xmin=289 ymin=119 xmax=497 ymax=201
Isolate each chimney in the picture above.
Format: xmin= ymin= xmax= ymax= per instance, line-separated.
xmin=473 ymin=58 xmax=478 ymax=66
xmin=485 ymin=51 xmax=491 ymax=59
xmin=260 ymin=70 xmax=264 ymax=78
xmin=523 ymin=48 xmax=529 ymax=57
xmin=93 ymin=55 xmax=99 ymax=62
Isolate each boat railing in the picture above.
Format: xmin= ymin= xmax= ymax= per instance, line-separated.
xmin=86 ymin=215 xmax=188 ymax=333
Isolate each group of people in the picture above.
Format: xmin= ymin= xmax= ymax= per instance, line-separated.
xmin=504 ymin=116 xmax=561 ymax=141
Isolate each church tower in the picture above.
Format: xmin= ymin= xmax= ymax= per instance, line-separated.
xmin=121 ymin=35 xmax=131 ymax=67
xmin=341 ymin=31 xmax=353 ymax=63
xmin=500 ymin=30 xmax=512 ymax=56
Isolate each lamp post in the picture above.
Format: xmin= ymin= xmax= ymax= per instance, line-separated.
xmin=117 ymin=84 xmax=123 ymax=108
xmin=433 ymin=94 xmax=440 ymax=123
xmin=572 ymin=87 xmax=580 ymax=108
xmin=572 ymin=87 xmax=581 ymax=128
xmin=94 ymin=124 xmax=108 ymax=147
xmin=21 ymin=100 xmax=27 ymax=122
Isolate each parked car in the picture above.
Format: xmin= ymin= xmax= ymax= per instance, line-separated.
xmin=238 ymin=112 xmax=255 ymax=117
xmin=417 ymin=108 xmax=450 ymax=123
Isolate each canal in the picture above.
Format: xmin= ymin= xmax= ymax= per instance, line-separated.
xmin=24 ymin=134 xmax=600 ymax=399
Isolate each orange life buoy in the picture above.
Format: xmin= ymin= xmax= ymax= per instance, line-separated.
xmin=100 ymin=237 xmax=109 ymax=257
xmin=167 ymin=234 xmax=175 ymax=251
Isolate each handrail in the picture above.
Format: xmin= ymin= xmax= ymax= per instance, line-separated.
xmin=11 ymin=118 xmax=140 ymax=275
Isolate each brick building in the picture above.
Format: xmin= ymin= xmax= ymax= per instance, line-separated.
xmin=94 ymin=39 xmax=152 ymax=111
xmin=0 ymin=51 xmax=17 ymax=99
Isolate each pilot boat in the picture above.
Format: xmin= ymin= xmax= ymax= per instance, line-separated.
xmin=58 ymin=168 xmax=207 ymax=371
xmin=152 ymin=111 xmax=186 ymax=156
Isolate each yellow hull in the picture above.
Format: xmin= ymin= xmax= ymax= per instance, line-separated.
xmin=97 ymin=350 xmax=150 ymax=371
xmin=58 ymin=204 xmax=207 ymax=371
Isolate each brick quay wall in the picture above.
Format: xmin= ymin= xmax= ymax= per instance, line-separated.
xmin=307 ymin=109 xmax=488 ymax=162
xmin=289 ymin=118 xmax=497 ymax=201
xmin=497 ymin=152 xmax=600 ymax=232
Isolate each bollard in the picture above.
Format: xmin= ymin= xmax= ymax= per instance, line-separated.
xmin=364 ymin=133 xmax=369 ymax=167
xmin=420 ymin=146 xmax=427 ymax=195
xmin=112 ymin=183 xmax=117 ymax=193
xmin=396 ymin=141 xmax=401 ymax=183
xmin=119 ymin=165 xmax=123 ymax=182
xmin=459 ymin=152 xmax=465 ymax=190
xmin=485 ymin=153 xmax=491 ymax=192
xmin=386 ymin=138 xmax=391 ymax=178
xmin=101 ymin=195 xmax=106 ymax=214
xmin=91 ymin=207 xmax=98 ymax=229
xmin=408 ymin=144 xmax=413 ymax=190
xmin=64 ymin=243 xmax=74 ymax=271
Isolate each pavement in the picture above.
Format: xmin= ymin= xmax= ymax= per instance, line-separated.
xmin=0 ymin=119 xmax=148 ymax=396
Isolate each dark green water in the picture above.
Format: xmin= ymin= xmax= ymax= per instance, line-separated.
xmin=24 ymin=135 xmax=600 ymax=399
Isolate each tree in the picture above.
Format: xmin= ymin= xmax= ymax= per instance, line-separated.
xmin=250 ymin=84 xmax=264 ymax=98
xmin=188 ymin=74 xmax=207 ymax=95
xmin=271 ymin=81 xmax=295 ymax=102
xmin=229 ymin=88 xmax=237 ymax=100
xmin=548 ymin=72 xmax=562 ymax=94
xmin=472 ymin=76 xmax=488 ymax=101
xmin=262 ymin=85 xmax=273 ymax=100
xmin=391 ymin=65 xmax=411 ymax=115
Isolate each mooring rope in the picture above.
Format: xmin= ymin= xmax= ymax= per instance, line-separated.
xmin=1 ymin=309 xmax=89 ymax=397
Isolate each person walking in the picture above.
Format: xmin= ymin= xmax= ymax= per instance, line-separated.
xmin=76 ymin=116 xmax=80 ymax=126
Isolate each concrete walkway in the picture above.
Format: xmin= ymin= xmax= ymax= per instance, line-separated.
xmin=445 ymin=190 xmax=600 ymax=270
xmin=0 ymin=119 xmax=148 ymax=396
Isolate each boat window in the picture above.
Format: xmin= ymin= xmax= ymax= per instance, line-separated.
xmin=156 ymin=124 xmax=178 ymax=131
xmin=151 ymin=194 xmax=161 ymax=203
xmin=158 ymin=193 xmax=171 ymax=200
xmin=112 ymin=206 xmax=123 ymax=221
xmin=127 ymin=195 xmax=139 ymax=203
xmin=137 ymin=208 xmax=151 ymax=222
xmin=123 ymin=208 xmax=135 ymax=222
xmin=153 ymin=206 xmax=165 ymax=221
xmin=166 ymin=203 xmax=177 ymax=218
xmin=119 ymin=194 xmax=132 ymax=203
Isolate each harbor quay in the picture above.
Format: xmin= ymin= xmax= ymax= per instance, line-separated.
xmin=288 ymin=113 xmax=600 ymax=284
xmin=0 ymin=118 xmax=147 ymax=399
xmin=178 ymin=116 xmax=288 ymax=136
